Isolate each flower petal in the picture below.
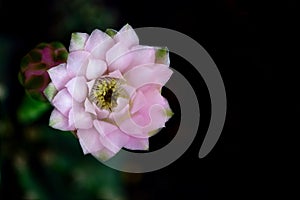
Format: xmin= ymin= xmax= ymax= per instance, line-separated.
xmin=85 ymin=29 xmax=106 ymax=49
xmin=84 ymin=98 xmax=96 ymax=115
xmin=47 ymin=63 xmax=70 ymax=90
xmin=86 ymin=58 xmax=107 ymax=80
xmin=130 ymin=91 xmax=146 ymax=114
xmin=94 ymin=120 xmax=129 ymax=153
xmin=124 ymin=137 xmax=149 ymax=150
xmin=123 ymin=45 xmax=156 ymax=73
xmin=66 ymin=51 xmax=90 ymax=77
xmin=95 ymin=107 xmax=110 ymax=119
xmin=43 ymin=82 xmax=58 ymax=102
xmin=66 ymin=76 xmax=88 ymax=103
xmin=112 ymin=105 xmax=146 ymax=138
xmin=92 ymin=148 xmax=115 ymax=161
xmin=77 ymin=127 xmax=104 ymax=154
xmin=69 ymin=32 xmax=89 ymax=52
xmin=85 ymin=30 xmax=115 ymax=60
xmin=68 ymin=101 xmax=93 ymax=129
xmin=106 ymin=42 xmax=132 ymax=72
xmin=49 ymin=109 xmax=74 ymax=131
xmin=106 ymin=70 xmax=124 ymax=80
xmin=113 ymin=97 xmax=129 ymax=113
xmin=124 ymin=64 xmax=173 ymax=89
xmin=115 ymin=24 xmax=139 ymax=47
xmin=52 ymin=88 xmax=72 ymax=117
xmin=142 ymin=104 xmax=168 ymax=134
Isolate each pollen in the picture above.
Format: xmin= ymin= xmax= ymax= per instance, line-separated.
xmin=89 ymin=78 xmax=123 ymax=111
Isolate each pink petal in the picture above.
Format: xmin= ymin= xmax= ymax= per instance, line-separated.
xmin=52 ymin=88 xmax=72 ymax=117
xmin=86 ymin=58 xmax=107 ymax=80
xmin=130 ymin=91 xmax=146 ymax=114
xmin=85 ymin=29 xmax=107 ymax=51
xmin=94 ymin=120 xmax=129 ymax=153
xmin=123 ymin=45 xmax=156 ymax=73
xmin=66 ymin=51 xmax=90 ymax=77
xmin=47 ymin=63 xmax=70 ymax=91
xmin=139 ymin=85 xmax=167 ymax=106
xmin=95 ymin=107 xmax=110 ymax=119
xmin=106 ymin=70 xmax=125 ymax=80
xmin=92 ymin=148 xmax=115 ymax=161
xmin=93 ymin=120 xmax=118 ymax=136
xmin=69 ymin=32 xmax=89 ymax=52
xmin=68 ymin=101 xmax=93 ymax=129
xmin=49 ymin=109 xmax=74 ymax=131
xmin=113 ymin=97 xmax=129 ymax=113
xmin=124 ymin=137 xmax=149 ymax=150
xmin=66 ymin=76 xmax=88 ymax=103
xmin=115 ymin=24 xmax=139 ymax=47
xmin=112 ymin=105 xmax=147 ymax=138
xmin=106 ymin=42 xmax=132 ymax=72
xmin=142 ymin=104 xmax=167 ymax=134
xmin=120 ymin=84 xmax=136 ymax=99
xmin=87 ymin=79 xmax=95 ymax=94
xmin=84 ymin=98 xmax=96 ymax=115
xmin=85 ymin=30 xmax=115 ymax=60
xmin=131 ymin=87 xmax=167 ymax=126
xmin=77 ymin=127 xmax=104 ymax=154
xmin=124 ymin=64 xmax=173 ymax=89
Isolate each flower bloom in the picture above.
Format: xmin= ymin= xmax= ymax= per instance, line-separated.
xmin=44 ymin=24 xmax=173 ymax=161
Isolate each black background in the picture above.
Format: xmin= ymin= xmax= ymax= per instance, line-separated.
xmin=1 ymin=0 xmax=298 ymax=199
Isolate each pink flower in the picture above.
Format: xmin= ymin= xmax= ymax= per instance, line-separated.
xmin=44 ymin=24 xmax=173 ymax=161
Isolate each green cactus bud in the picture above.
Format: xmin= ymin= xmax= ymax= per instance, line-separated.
xmin=19 ymin=42 xmax=68 ymax=101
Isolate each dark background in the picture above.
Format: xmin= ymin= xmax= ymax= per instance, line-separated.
xmin=1 ymin=0 xmax=298 ymax=199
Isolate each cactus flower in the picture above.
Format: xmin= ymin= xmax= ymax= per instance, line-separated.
xmin=45 ymin=24 xmax=173 ymax=161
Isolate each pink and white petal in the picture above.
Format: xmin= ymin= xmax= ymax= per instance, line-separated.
xmin=49 ymin=109 xmax=74 ymax=131
xmin=124 ymin=137 xmax=149 ymax=150
xmin=100 ymin=129 xmax=129 ymax=153
xmin=131 ymin=111 xmax=150 ymax=127
xmin=65 ymin=76 xmax=88 ymax=103
xmin=139 ymin=86 xmax=166 ymax=106
xmin=84 ymin=98 xmax=96 ymax=115
xmin=47 ymin=63 xmax=70 ymax=90
xmin=87 ymin=79 xmax=95 ymax=94
xmin=52 ymin=88 xmax=72 ymax=117
xmin=92 ymin=148 xmax=115 ymax=162
xmin=115 ymin=24 xmax=139 ymax=47
xmin=120 ymin=84 xmax=136 ymax=99
xmin=106 ymin=42 xmax=132 ymax=72
xmin=124 ymin=64 xmax=173 ymax=89
xmin=93 ymin=120 xmax=118 ymax=137
xmin=69 ymin=32 xmax=89 ymax=52
xmin=85 ymin=29 xmax=108 ymax=51
xmin=89 ymin=34 xmax=115 ymax=60
xmin=112 ymin=105 xmax=147 ymax=138
xmin=68 ymin=102 xmax=93 ymax=129
xmin=86 ymin=59 xmax=107 ymax=80
xmin=143 ymin=104 xmax=168 ymax=134
xmin=77 ymin=127 xmax=104 ymax=154
xmin=66 ymin=51 xmax=90 ymax=77
xmin=106 ymin=70 xmax=125 ymax=80
xmin=111 ymin=97 xmax=129 ymax=113
xmin=130 ymin=91 xmax=146 ymax=114
xmin=93 ymin=120 xmax=129 ymax=153
xmin=123 ymin=45 xmax=156 ymax=73
xmin=95 ymin=107 xmax=110 ymax=119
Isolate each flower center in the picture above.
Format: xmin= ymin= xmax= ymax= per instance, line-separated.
xmin=89 ymin=77 xmax=122 ymax=111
